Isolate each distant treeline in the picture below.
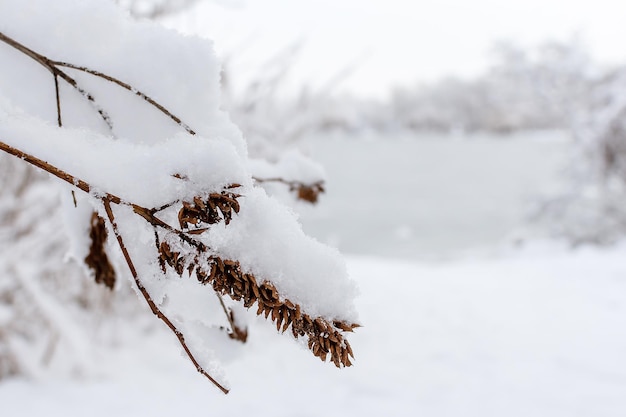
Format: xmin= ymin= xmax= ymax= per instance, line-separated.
xmin=224 ymin=39 xmax=607 ymax=149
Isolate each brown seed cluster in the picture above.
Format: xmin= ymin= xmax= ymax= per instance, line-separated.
xmin=84 ymin=211 xmax=116 ymax=290
xmin=158 ymin=241 xmax=358 ymax=367
xmin=253 ymin=178 xmax=325 ymax=204
xmin=292 ymin=181 xmax=325 ymax=204
xmin=178 ymin=187 xmax=241 ymax=232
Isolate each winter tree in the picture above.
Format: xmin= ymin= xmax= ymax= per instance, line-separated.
xmin=0 ymin=0 xmax=358 ymax=393
xmin=533 ymin=66 xmax=626 ymax=245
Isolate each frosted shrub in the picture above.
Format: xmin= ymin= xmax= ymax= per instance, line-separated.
xmin=533 ymin=69 xmax=626 ymax=245
xmin=0 ymin=0 xmax=358 ymax=393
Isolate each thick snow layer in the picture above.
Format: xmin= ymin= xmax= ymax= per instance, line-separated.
xmin=3 ymin=245 xmax=626 ymax=416
xmin=0 ymin=103 xmax=249 ymax=208
xmin=206 ymin=187 xmax=357 ymax=320
xmin=0 ymin=0 xmax=234 ymax=147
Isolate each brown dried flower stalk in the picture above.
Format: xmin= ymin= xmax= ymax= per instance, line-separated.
xmin=254 ymin=177 xmax=325 ymax=204
xmin=84 ymin=212 xmax=116 ymax=290
xmin=158 ymin=240 xmax=358 ymax=368
xmin=223 ymin=308 xmax=248 ymax=343
xmin=294 ymin=181 xmax=325 ymax=204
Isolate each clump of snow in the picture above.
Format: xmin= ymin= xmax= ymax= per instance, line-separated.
xmin=0 ymin=106 xmax=249 ymax=208
xmin=0 ymin=0 xmax=236 ymax=149
xmin=206 ymin=187 xmax=358 ymax=321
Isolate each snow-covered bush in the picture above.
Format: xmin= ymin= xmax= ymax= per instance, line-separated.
xmin=0 ymin=0 xmax=358 ymax=393
xmin=532 ymin=68 xmax=626 ymax=245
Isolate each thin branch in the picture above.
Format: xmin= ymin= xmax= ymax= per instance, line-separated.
xmin=0 ymin=32 xmax=51 ymax=73
xmin=0 ymin=139 xmax=232 ymax=391
xmin=0 ymin=141 xmax=89 ymax=194
xmin=53 ymin=74 xmax=62 ymax=127
xmin=102 ymin=199 xmax=229 ymax=394
xmin=0 ymin=31 xmax=113 ymax=131
xmin=53 ymin=61 xmax=196 ymax=136
xmin=54 ymin=69 xmax=114 ymax=131
xmin=216 ymin=293 xmax=235 ymax=331
xmin=0 ymin=139 xmax=207 ymax=250
xmin=0 ymin=31 xmax=195 ymax=136
xmin=253 ymin=177 xmax=325 ymax=204
xmin=2 ymin=30 xmax=319 ymax=203
xmin=0 ymin=140 xmax=116 ymax=202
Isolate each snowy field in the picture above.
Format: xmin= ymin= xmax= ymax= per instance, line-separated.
xmin=4 ymin=133 xmax=626 ymax=416
xmin=3 ymin=245 xmax=626 ymax=417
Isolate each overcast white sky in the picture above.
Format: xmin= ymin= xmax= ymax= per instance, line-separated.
xmin=167 ymin=0 xmax=626 ymax=98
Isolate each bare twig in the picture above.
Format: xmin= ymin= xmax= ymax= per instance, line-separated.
xmin=0 ymin=141 xmax=102 ymax=199
xmin=215 ymin=293 xmax=247 ymax=343
xmin=253 ymin=177 xmax=325 ymax=203
xmin=52 ymin=61 xmax=196 ymax=135
xmin=53 ymin=74 xmax=62 ymax=127
xmin=0 ymin=31 xmax=314 ymax=199
xmin=0 ymin=140 xmax=205 ymax=250
xmin=0 ymin=140 xmax=228 ymax=391
xmin=0 ymin=31 xmax=113 ymax=131
xmin=103 ymin=198 xmax=229 ymax=394
xmin=0 ymin=30 xmax=195 ymax=135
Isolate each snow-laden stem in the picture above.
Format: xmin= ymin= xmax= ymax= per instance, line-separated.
xmin=0 ymin=141 xmax=109 ymax=201
xmin=0 ymin=30 xmax=326 ymax=202
xmin=0 ymin=140 xmax=195 ymax=241
xmin=53 ymin=61 xmax=196 ymax=135
xmin=0 ymin=31 xmax=113 ymax=130
xmin=102 ymin=199 xmax=229 ymax=394
xmin=0 ymin=139 xmax=230 ymax=393
xmin=0 ymin=31 xmax=197 ymax=133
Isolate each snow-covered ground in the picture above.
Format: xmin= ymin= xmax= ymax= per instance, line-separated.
xmin=3 ymin=243 xmax=626 ymax=416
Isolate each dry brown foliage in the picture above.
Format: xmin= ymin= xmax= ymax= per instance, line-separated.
xmin=157 ymin=186 xmax=357 ymax=367
xmin=253 ymin=178 xmax=325 ymax=204
xmin=294 ymin=181 xmax=325 ymax=204
xmin=84 ymin=212 xmax=116 ymax=290
xmin=178 ymin=187 xmax=242 ymax=231
xmin=158 ymin=236 xmax=357 ymax=368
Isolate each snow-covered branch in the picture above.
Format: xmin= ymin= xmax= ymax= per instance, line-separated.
xmin=0 ymin=0 xmax=358 ymax=393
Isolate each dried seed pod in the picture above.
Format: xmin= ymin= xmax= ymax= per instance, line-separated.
xmin=157 ymin=243 xmax=359 ymax=369
xmin=293 ymin=182 xmax=325 ymax=204
xmin=178 ymin=186 xmax=241 ymax=230
xmin=84 ymin=212 xmax=116 ymax=290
